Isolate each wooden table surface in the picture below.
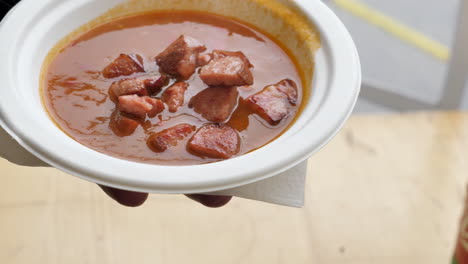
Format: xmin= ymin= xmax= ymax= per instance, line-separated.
xmin=1 ymin=112 xmax=467 ymax=264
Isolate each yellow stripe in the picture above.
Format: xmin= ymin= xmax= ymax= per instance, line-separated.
xmin=333 ymin=0 xmax=450 ymax=61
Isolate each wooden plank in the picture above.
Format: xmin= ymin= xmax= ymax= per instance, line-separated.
xmin=0 ymin=112 xmax=467 ymax=263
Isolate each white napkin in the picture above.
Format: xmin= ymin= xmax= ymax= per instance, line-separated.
xmin=0 ymin=126 xmax=307 ymax=207
xmin=205 ymin=162 xmax=307 ymax=207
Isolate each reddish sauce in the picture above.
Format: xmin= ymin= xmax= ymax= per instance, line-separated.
xmin=43 ymin=11 xmax=304 ymax=165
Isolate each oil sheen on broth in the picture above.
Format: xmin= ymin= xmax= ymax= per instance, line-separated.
xmin=43 ymin=11 xmax=304 ymax=165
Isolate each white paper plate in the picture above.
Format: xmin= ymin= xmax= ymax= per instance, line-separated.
xmin=0 ymin=0 xmax=361 ymax=194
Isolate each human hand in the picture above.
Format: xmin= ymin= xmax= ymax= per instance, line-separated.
xmin=99 ymin=186 xmax=232 ymax=208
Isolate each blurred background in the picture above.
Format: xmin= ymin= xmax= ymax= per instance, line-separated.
xmin=1 ymin=0 xmax=468 ymax=264
xmin=325 ymin=0 xmax=468 ymax=113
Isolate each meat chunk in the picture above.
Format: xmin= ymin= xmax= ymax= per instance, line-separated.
xmin=144 ymin=75 xmax=170 ymax=95
xmin=199 ymin=50 xmax=253 ymax=86
xmin=161 ymin=82 xmax=189 ymax=113
xmin=246 ymin=79 xmax=298 ymax=125
xmin=109 ymin=76 xmax=168 ymax=102
xmin=102 ymin=54 xmax=145 ymax=78
xmin=197 ymin=53 xmax=213 ymax=67
xmin=118 ymin=95 xmax=165 ymax=119
xmin=147 ymin=124 xmax=196 ymax=153
xmin=275 ymin=79 xmax=298 ymax=105
xmin=156 ymin=35 xmax=207 ymax=80
xmin=189 ymin=87 xmax=239 ymax=123
xmin=109 ymin=78 xmax=148 ymax=102
xmin=187 ymin=124 xmax=240 ymax=159
xmin=212 ymin=50 xmax=254 ymax=68
xmin=109 ymin=110 xmax=140 ymax=137
xmin=145 ymin=97 xmax=165 ymax=118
